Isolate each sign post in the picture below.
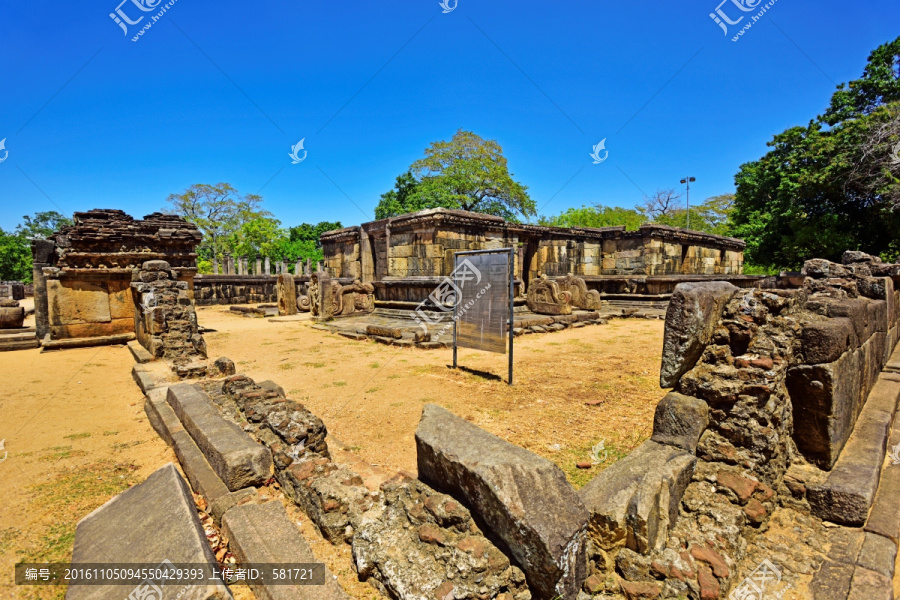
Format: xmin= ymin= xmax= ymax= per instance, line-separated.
xmin=451 ymin=248 xmax=515 ymax=385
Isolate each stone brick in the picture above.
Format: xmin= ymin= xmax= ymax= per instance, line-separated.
xmin=650 ymin=392 xmax=709 ymax=453
xmin=660 ymin=282 xmax=738 ymax=387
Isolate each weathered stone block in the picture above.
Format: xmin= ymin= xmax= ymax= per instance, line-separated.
xmin=167 ymin=384 xmax=273 ymax=490
xmin=650 ymin=392 xmax=708 ymax=453
xmin=660 ymin=282 xmax=737 ymax=387
xmin=415 ymin=403 xmax=588 ymax=600
xmin=48 ymin=280 xmax=111 ymax=326
xmin=808 ymin=376 xmax=898 ymax=524
xmin=847 ymin=566 xmax=892 ymax=600
xmin=222 ymin=502 xmax=350 ymax=600
xmin=855 ymin=532 xmax=897 ymax=579
xmin=67 ymin=463 xmax=231 ymax=600
xmin=801 ymin=318 xmax=856 ymax=364
xmin=0 ymin=307 xmax=25 ymax=328
xmin=579 ymin=440 xmax=695 ymax=555
xmin=809 ymin=560 xmax=854 ymax=600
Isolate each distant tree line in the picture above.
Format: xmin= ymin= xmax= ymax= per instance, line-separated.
xmin=165 ymin=183 xmax=340 ymax=274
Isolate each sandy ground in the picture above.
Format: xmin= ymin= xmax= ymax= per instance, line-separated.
xmin=0 ymin=343 xmax=173 ymax=600
xmin=198 ymin=306 xmax=667 ymax=488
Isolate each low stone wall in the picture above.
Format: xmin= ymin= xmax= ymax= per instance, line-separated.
xmin=193 ymin=275 xmax=310 ymax=306
xmin=0 ymin=282 xmax=26 ymax=300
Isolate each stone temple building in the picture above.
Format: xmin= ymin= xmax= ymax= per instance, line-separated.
xmin=320 ymin=208 xmax=750 ymax=304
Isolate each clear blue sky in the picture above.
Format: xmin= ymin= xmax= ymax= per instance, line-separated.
xmin=1 ymin=0 xmax=897 ymax=231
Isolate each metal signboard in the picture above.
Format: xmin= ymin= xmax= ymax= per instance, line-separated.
xmin=452 ymin=248 xmax=515 ymax=384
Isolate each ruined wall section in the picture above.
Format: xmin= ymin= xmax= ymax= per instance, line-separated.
xmin=34 ymin=209 xmax=201 ymax=342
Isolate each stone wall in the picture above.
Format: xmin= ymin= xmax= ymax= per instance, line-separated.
xmin=575 ymin=250 xmax=900 ymax=599
xmin=31 ymin=209 xmax=201 ymax=344
xmin=0 ymin=282 xmax=26 ymax=300
xmin=321 ymin=210 xmax=746 ymax=302
xmin=192 ymin=275 xmax=311 ymax=306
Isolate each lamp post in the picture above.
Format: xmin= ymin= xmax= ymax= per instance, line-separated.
xmin=680 ymin=177 xmax=696 ymax=229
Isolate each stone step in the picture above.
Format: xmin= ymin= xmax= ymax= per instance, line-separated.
xmin=67 ymin=463 xmax=232 ymax=600
xmin=808 ymin=352 xmax=900 ymax=526
xmin=0 ymin=338 xmax=40 ymax=352
xmin=41 ymin=332 xmax=135 ymax=351
xmin=166 ymin=384 xmax=273 ymax=491
xmin=127 ymin=340 xmax=154 ymax=364
xmin=144 ymin=388 xmax=257 ymax=524
xmin=221 ymin=502 xmax=350 ymax=600
xmin=864 ymin=401 xmax=900 ymax=544
xmin=132 ymin=364 xmax=159 ymax=394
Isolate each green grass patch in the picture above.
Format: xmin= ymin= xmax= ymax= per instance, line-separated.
xmin=63 ymin=433 xmax=91 ymax=440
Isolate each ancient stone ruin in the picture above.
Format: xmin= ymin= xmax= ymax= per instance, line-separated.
xmin=31 ymin=209 xmax=201 ymax=349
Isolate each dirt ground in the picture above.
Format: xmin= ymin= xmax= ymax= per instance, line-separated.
xmin=198 ymin=306 xmax=666 ymax=487
xmin=0 ymin=342 xmax=173 ymax=600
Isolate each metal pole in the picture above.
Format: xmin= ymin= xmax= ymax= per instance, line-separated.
xmin=686 ymin=177 xmax=691 ymax=230
xmin=453 ymin=258 xmax=459 ymax=370
xmin=508 ymin=247 xmax=514 ymax=386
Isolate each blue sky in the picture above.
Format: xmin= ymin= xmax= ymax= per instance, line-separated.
xmin=1 ymin=0 xmax=897 ymax=231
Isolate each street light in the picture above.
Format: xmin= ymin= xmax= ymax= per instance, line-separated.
xmin=680 ymin=177 xmax=696 ymax=229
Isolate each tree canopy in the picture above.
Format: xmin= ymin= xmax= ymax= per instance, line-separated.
xmin=375 ymin=130 xmax=536 ymax=221
xmin=0 ymin=211 xmax=74 ymax=282
xmin=730 ymin=37 xmax=900 ymax=269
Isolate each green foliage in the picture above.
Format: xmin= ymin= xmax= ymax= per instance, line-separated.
xmin=228 ymin=215 xmax=285 ymax=259
xmin=166 ymin=183 xmax=269 ymax=262
xmin=375 ymin=130 xmax=536 ymax=221
xmin=537 ymin=205 xmax=646 ymax=230
xmin=0 ymin=212 xmax=73 ymax=282
xmin=730 ymin=37 xmax=900 ymax=269
xmin=0 ymin=228 xmax=32 ymax=281
xmin=16 ymin=211 xmax=72 ymax=240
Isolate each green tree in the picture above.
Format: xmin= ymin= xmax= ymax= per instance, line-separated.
xmin=0 ymin=228 xmax=32 ymax=282
xmin=288 ymin=221 xmax=343 ymax=245
xmin=166 ymin=183 xmax=269 ymax=263
xmin=227 ymin=216 xmax=286 ymax=260
xmin=375 ymin=130 xmax=536 ymax=221
xmin=538 ymin=205 xmax=646 ymax=230
xmin=730 ymin=37 xmax=900 ymax=269
xmin=16 ymin=211 xmax=72 ymax=239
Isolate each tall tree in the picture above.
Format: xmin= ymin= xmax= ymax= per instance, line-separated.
xmin=730 ymin=37 xmax=900 ymax=269
xmin=641 ymin=189 xmax=683 ymax=220
xmin=0 ymin=228 xmax=31 ymax=282
xmin=166 ymin=183 xmax=269 ymax=262
xmin=375 ymin=130 xmax=536 ymax=221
